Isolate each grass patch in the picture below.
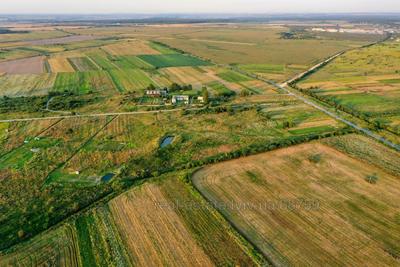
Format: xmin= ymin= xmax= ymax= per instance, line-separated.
xmin=379 ymin=78 xmax=400 ymax=84
xmin=288 ymin=125 xmax=335 ymax=135
xmin=241 ymin=64 xmax=285 ymax=74
xmin=138 ymin=54 xmax=211 ymax=68
xmin=68 ymin=57 xmax=98 ymax=72
xmin=207 ymin=81 xmax=236 ymax=97
xmin=217 ymin=70 xmax=252 ymax=83
xmin=75 ymin=216 xmax=97 ymax=267
xmin=107 ymin=68 xmax=154 ymax=93
xmin=53 ymin=72 xmax=94 ymax=94
xmin=88 ymin=55 xmax=116 ymax=70
xmin=114 ymin=56 xmax=154 ymax=69
xmin=149 ymin=41 xmax=179 ymax=54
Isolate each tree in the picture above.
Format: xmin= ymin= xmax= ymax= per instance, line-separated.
xmin=17 ymin=230 xmax=25 ymax=239
xmin=240 ymin=89 xmax=251 ymax=97
xmin=308 ymin=153 xmax=322 ymax=163
xmin=147 ymin=84 xmax=156 ymax=90
xmin=365 ymin=174 xmax=378 ymax=184
xmin=170 ymin=83 xmax=181 ymax=92
xmin=282 ymin=120 xmax=294 ymax=129
xmin=182 ymin=84 xmax=193 ymax=91
xmin=202 ymin=87 xmax=209 ymax=104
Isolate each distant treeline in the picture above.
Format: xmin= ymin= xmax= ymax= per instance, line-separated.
xmin=4 ymin=13 xmax=400 ymax=25
xmin=0 ymin=28 xmax=29 ymax=34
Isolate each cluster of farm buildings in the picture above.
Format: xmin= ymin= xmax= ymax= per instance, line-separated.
xmin=145 ymin=89 xmax=203 ymax=105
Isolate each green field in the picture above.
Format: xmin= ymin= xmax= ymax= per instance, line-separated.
xmin=138 ymin=54 xmax=211 ymax=68
xmin=87 ymin=53 xmax=117 ymax=70
xmin=149 ymin=41 xmax=179 ymax=54
xmin=298 ymin=40 xmax=400 ymax=134
xmin=217 ymin=70 xmax=252 ymax=83
xmin=53 ymin=72 xmax=96 ymax=94
xmin=108 ymin=68 xmax=154 ymax=92
xmin=207 ymin=81 xmax=236 ymax=97
xmin=114 ymin=56 xmax=154 ymax=69
xmin=68 ymin=57 xmax=98 ymax=72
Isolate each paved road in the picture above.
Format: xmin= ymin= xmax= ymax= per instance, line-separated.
xmin=232 ymin=59 xmax=400 ymax=152
xmin=280 ymin=52 xmax=345 ymax=87
xmin=276 ymin=81 xmax=400 ymax=151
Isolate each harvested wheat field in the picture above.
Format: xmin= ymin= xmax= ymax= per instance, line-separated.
xmin=0 ymin=73 xmax=57 ymax=97
xmin=0 ymin=56 xmax=44 ymax=74
xmin=103 ymin=40 xmax=160 ymax=56
xmin=193 ymin=141 xmax=400 ymax=266
xmin=48 ymin=57 xmax=75 ymax=73
xmin=109 ymin=183 xmax=214 ymax=267
xmin=161 ymin=66 xmax=215 ymax=85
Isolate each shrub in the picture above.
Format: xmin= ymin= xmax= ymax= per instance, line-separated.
xmin=308 ymin=153 xmax=323 ymax=163
xmin=365 ymin=173 xmax=378 ymax=184
xmin=240 ymin=89 xmax=251 ymax=97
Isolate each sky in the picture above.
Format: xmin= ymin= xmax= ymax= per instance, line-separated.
xmin=0 ymin=0 xmax=399 ymax=14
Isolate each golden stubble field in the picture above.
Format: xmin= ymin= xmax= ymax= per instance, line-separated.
xmin=103 ymin=39 xmax=160 ymax=56
xmin=109 ymin=183 xmax=214 ymax=267
xmin=193 ymin=141 xmax=400 ymax=266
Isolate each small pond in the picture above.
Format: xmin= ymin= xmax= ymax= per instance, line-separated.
xmin=160 ymin=136 xmax=174 ymax=148
xmin=101 ymin=173 xmax=115 ymax=182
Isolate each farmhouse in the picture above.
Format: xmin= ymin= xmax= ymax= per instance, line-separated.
xmin=172 ymin=95 xmax=190 ymax=105
xmin=145 ymin=89 xmax=168 ymax=97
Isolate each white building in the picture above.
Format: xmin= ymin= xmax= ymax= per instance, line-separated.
xmin=145 ymin=89 xmax=168 ymax=97
xmin=172 ymin=95 xmax=190 ymax=105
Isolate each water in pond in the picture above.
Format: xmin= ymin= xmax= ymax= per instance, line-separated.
xmin=102 ymin=173 xmax=115 ymax=182
xmin=160 ymin=136 xmax=174 ymax=148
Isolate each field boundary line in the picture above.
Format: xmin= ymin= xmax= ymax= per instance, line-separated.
xmin=0 ymin=108 xmax=194 ymax=123
xmin=191 ymin=168 xmax=276 ymax=267
xmin=41 ymin=115 xmax=119 ymax=187
xmin=86 ymin=56 xmax=102 ymax=70
xmin=0 ymin=118 xmax=64 ymax=160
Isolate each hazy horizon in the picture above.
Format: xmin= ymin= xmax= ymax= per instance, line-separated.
xmin=1 ymin=0 xmax=399 ymax=14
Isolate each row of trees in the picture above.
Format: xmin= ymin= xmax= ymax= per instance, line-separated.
xmin=183 ymin=127 xmax=355 ymax=169
xmin=146 ymin=83 xmax=194 ymax=93
xmin=0 ymin=95 xmax=48 ymax=113
xmin=292 ymin=85 xmax=399 ymax=134
xmin=120 ymin=125 xmax=354 ymax=184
